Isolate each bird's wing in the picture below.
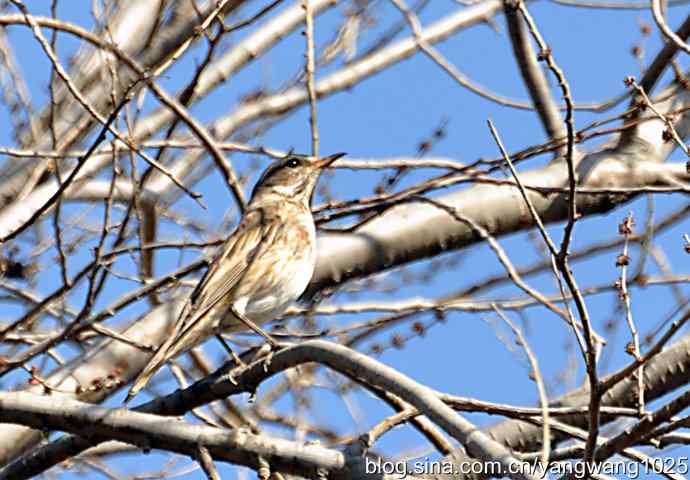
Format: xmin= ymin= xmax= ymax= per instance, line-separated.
xmin=125 ymin=208 xmax=276 ymax=403
xmin=187 ymin=210 xmax=279 ymax=320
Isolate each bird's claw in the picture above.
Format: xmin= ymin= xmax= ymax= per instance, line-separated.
xmin=225 ymin=370 xmax=239 ymax=385
xmin=262 ymin=349 xmax=274 ymax=372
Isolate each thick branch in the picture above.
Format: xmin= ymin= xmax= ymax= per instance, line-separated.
xmin=0 ymin=300 xmax=185 ymax=465
xmin=308 ymin=89 xmax=690 ymax=296
xmin=0 ymin=391 xmax=349 ymax=479
xmin=1 ymin=341 xmax=538 ymax=480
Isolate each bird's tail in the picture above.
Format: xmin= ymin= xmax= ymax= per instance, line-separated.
xmin=124 ymin=306 xmax=204 ymax=404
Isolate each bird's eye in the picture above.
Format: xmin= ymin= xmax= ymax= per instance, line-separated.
xmin=286 ymin=158 xmax=300 ymax=168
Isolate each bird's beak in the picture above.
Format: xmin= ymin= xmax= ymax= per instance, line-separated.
xmin=315 ymin=152 xmax=346 ymax=168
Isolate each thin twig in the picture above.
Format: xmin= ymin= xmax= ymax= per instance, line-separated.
xmin=651 ymin=0 xmax=690 ymax=55
xmin=413 ymin=195 xmax=605 ymax=344
xmin=492 ymin=304 xmax=550 ymax=468
xmin=0 ymin=87 xmax=134 ymax=244
xmin=304 ymin=0 xmax=319 ymax=157
xmin=486 ymin=119 xmax=587 ymax=356
xmin=628 ymin=78 xmax=690 ymax=161
xmin=390 ymin=0 xmax=534 ymax=112
xmin=515 ymin=1 xmax=599 ymax=465
xmin=616 ymin=213 xmax=645 ymax=415
xmin=8 ymin=0 xmax=204 ymax=207
xmin=514 ymin=1 xmax=578 ymax=256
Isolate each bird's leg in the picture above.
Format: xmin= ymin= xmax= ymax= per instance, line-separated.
xmin=229 ymin=306 xmax=280 ymax=349
xmin=214 ymin=334 xmax=245 ymax=388
xmin=215 ymin=335 xmax=245 ymax=366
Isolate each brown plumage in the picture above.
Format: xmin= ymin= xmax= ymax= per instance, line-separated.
xmin=126 ymin=152 xmax=345 ymax=402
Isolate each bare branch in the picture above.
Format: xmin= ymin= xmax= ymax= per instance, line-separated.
xmin=651 ymin=0 xmax=690 ymax=56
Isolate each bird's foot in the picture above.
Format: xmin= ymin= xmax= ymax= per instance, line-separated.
xmin=225 ymin=370 xmax=239 ymax=386
xmin=256 ymin=341 xmax=282 ymax=372
xmin=262 ymin=349 xmax=274 ymax=372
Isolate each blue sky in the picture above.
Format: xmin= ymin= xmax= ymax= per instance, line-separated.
xmin=2 ymin=0 xmax=690 ymax=478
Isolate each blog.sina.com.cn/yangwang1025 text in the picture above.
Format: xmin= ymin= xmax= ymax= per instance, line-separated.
xmin=364 ymin=456 xmax=690 ymax=478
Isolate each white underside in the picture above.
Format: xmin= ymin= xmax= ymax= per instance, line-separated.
xmin=231 ymin=258 xmax=312 ymax=314
xmin=224 ymin=220 xmax=317 ymax=328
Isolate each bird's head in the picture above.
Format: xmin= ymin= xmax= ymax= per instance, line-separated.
xmin=250 ymin=152 xmax=346 ymax=205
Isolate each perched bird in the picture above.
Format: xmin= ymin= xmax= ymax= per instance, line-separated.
xmin=126 ymin=152 xmax=345 ymax=402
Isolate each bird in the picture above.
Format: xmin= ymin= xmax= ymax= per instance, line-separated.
xmin=125 ymin=152 xmax=346 ymax=403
